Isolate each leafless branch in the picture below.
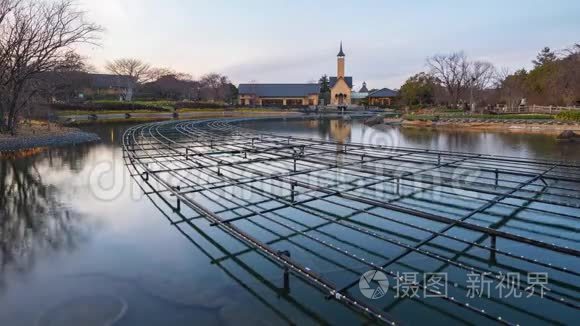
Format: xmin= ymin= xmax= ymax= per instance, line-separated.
xmin=0 ymin=0 xmax=101 ymax=133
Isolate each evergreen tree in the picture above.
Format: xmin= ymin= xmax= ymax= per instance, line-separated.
xmin=399 ymin=72 xmax=436 ymax=106
xmin=318 ymin=75 xmax=330 ymax=93
xmin=532 ymin=47 xmax=557 ymax=67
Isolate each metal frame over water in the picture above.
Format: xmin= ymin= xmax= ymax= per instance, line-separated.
xmin=123 ymin=117 xmax=580 ymax=325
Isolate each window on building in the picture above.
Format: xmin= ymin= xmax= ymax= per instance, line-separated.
xmin=262 ymin=99 xmax=284 ymax=106
xmin=286 ymin=99 xmax=303 ymax=106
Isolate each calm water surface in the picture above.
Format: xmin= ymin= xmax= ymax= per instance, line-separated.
xmin=0 ymin=118 xmax=578 ymax=325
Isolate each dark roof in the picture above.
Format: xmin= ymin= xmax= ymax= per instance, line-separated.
xmin=89 ymin=74 xmax=135 ymax=89
xmin=337 ymin=41 xmax=345 ymax=57
xmin=238 ymin=83 xmax=320 ymax=97
xmin=359 ymin=82 xmax=369 ymax=93
xmin=329 ymin=76 xmax=353 ymax=89
xmin=369 ymin=88 xmax=398 ymax=98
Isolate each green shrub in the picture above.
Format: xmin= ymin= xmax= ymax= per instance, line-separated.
xmin=556 ymin=110 xmax=580 ymax=122
xmin=486 ymin=114 xmax=554 ymax=119
xmin=174 ymin=101 xmax=227 ymax=109
xmin=50 ymin=101 xmax=169 ymax=112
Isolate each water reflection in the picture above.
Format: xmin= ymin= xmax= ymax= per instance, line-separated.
xmin=127 ymin=157 xmax=373 ymax=325
xmin=0 ymin=118 xmax=578 ymax=325
xmin=395 ymin=127 xmax=579 ymax=161
xmin=0 ymin=155 xmax=88 ymax=291
xmin=304 ymin=119 xmax=352 ymax=143
xmin=247 ymin=117 xmax=580 ymax=162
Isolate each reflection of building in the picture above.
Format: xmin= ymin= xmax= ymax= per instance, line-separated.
xmin=330 ymin=42 xmax=352 ymax=106
xmin=329 ymin=120 xmax=351 ymax=143
xmin=304 ymin=118 xmax=351 ymax=142
xmin=368 ymin=88 xmax=398 ymax=107
xmin=238 ymin=84 xmax=319 ymax=106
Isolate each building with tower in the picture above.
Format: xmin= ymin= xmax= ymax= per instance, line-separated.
xmin=329 ymin=42 xmax=352 ymax=106
xmin=238 ymin=42 xmax=395 ymax=108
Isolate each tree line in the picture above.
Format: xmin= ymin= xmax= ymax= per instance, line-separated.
xmin=104 ymin=58 xmax=237 ymax=102
xmin=399 ymin=44 xmax=580 ymax=110
xmin=0 ymin=0 xmax=237 ymax=134
xmin=40 ymin=55 xmax=237 ymax=104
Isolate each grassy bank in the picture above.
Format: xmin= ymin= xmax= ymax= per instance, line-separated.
xmin=61 ymin=110 xmax=300 ymax=126
xmin=51 ymin=100 xmax=234 ymax=113
xmin=91 ymin=100 xmax=175 ymax=110
xmin=57 ymin=107 xmax=295 ymax=116
xmin=556 ymin=111 xmax=580 ymax=122
xmin=403 ymin=113 xmax=555 ymax=121
xmin=56 ymin=109 xmax=163 ymax=115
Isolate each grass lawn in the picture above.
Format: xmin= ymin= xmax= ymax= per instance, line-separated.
xmin=177 ymin=107 xmax=291 ymax=113
xmin=57 ymin=107 xmax=292 ymax=116
xmin=56 ymin=109 xmax=163 ymax=115
xmin=91 ymin=100 xmax=176 ymax=110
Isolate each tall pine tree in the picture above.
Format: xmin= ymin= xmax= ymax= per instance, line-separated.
xmin=532 ymin=47 xmax=557 ymax=67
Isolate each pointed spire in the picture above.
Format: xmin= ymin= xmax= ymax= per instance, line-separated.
xmin=337 ymin=41 xmax=345 ymax=57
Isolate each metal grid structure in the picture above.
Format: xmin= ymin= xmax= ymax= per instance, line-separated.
xmin=123 ymin=117 xmax=580 ymax=325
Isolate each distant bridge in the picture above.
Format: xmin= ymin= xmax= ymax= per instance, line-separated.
xmin=123 ymin=116 xmax=580 ymax=325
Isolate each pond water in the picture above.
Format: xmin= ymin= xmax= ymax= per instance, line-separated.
xmin=0 ymin=117 xmax=578 ymax=325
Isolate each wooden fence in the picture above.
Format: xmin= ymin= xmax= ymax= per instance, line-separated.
xmin=487 ymin=105 xmax=580 ymax=114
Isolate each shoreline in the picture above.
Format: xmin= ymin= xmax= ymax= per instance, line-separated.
xmin=0 ymin=112 xmax=305 ymax=154
xmin=60 ymin=110 xmax=303 ymax=125
xmin=0 ymin=123 xmax=100 ymax=153
xmin=387 ymin=119 xmax=580 ymax=135
xmin=4 ymin=113 xmax=578 ymax=154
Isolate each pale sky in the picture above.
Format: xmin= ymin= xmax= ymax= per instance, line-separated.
xmin=77 ymin=0 xmax=580 ymax=90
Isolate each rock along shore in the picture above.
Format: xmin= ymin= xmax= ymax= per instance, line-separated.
xmin=0 ymin=129 xmax=100 ymax=152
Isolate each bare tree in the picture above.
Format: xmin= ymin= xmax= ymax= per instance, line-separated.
xmin=105 ymin=59 xmax=190 ymax=86
xmin=146 ymin=67 xmax=176 ymax=82
xmin=56 ymin=51 xmax=95 ymax=73
xmin=0 ymin=0 xmax=101 ymax=133
xmin=468 ymin=60 xmax=496 ymax=107
xmin=556 ymin=45 xmax=580 ymax=106
xmin=496 ymin=67 xmax=526 ymax=109
xmin=561 ymin=43 xmax=580 ymax=57
xmin=35 ymin=51 xmax=93 ymax=104
xmin=199 ymin=73 xmax=233 ymax=102
xmin=105 ymin=58 xmax=151 ymax=84
xmin=469 ymin=61 xmax=496 ymax=90
xmin=427 ymin=52 xmax=496 ymax=109
xmin=426 ymin=52 xmax=470 ymax=107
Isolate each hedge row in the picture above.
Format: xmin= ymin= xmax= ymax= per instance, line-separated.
xmin=556 ymin=110 xmax=580 ymax=122
xmin=173 ymin=101 xmax=227 ymax=109
xmin=51 ymin=100 xmax=230 ymax=112
xmin=50 ymin=102 xmax=168 ymax=112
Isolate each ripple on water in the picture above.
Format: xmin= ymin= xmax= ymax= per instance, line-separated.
xmin=137 ymin=269 xmax=235 ymax=309
xmin=36 ymin=295 xmax=127 ymax=326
